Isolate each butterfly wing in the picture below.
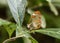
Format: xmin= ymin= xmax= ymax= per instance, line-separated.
xmin=41 ymin=15 xmax=46 ymax=28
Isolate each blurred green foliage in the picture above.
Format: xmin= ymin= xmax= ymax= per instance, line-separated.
xmin=0 ymin=0 xmax=60 ymax=43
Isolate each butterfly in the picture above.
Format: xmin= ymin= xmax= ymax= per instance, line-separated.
xmin=27 ymin=11 xmax=46 ymax=30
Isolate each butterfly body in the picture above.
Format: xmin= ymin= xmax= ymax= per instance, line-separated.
xmin=27 ymin=11 xmax=46 ymax=30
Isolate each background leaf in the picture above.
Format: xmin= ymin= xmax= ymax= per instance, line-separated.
xmin=0 ymin=19 xmax=11 ymax=26
xmin=46 ymin=0 xmax=58 ymax=16
xmin=0 ymin=18 xmax=16 ymax=38
xmin=4 ymin=24 xmax=16 ymax=38
xmin=52 ymin=0 xmax=60 ymax=7
xmin=7 ymin=0 xmax=27 ymax=25
xmin=34 ymin=28 xmax=60 ymax=39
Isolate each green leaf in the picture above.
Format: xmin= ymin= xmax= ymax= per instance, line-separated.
xmin=7 ymin=0 xmax=27 ymax=25
xmin=34 ymin=28 xmax=60 ymax=39
xmin=16 ymin=27 xmax=38 ymax=43
xmin=46 ymin=0 xmax=58 ymax=16
xmin=4 ymin=24 xmax=16 ymax=38
xmin=52 ymin=0 xmax=60 ymax=7
xmin=23 ymin=37 xmax=31 ymax=43
xmin=23 ymin=36 xmax=38 ymax=43
xmin=0 ymin=19 xmax=16 ymax=38
xmin=29 ymin=37 xmax=38 ymax=43
xmin=0 ymin=26 xmax=9 ymax=43
xmin=0 ymin=19 xmax=11 ymax=26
